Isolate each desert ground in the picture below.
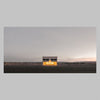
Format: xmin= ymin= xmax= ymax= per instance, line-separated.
xmin=4 ymin=62 xmax=96 ymax=73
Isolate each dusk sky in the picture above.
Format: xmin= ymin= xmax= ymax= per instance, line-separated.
xmin=4 ymin=27 xmax=96 ymax=62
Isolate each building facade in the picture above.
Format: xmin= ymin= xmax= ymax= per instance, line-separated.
xmin=42 ymin=56 xmax=57 ymax=66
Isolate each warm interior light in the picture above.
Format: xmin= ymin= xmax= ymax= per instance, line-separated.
xmin=43 ymin=60 xmax=57 ymax=66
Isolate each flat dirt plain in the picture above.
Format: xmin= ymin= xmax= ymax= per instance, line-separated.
xmin=4 ymin=62 xmax=96 ymax=73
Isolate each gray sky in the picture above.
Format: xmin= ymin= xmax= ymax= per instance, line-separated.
xmin=4 ymin=27 xmax=96 ymax=62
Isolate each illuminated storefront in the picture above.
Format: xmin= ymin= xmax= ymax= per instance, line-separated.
xmin=43 ymin=56 xmax=57 ymax=66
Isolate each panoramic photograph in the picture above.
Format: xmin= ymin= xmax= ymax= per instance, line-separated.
xmin=4 ymin=27 xmax=96 ymax=73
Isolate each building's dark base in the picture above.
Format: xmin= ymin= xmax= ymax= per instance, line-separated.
xmin=4 ymin=64 xmax=96 ymax=73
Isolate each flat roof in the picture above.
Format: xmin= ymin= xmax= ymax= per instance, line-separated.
xmin=43 ymin=56 xmax=57 ymax=59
